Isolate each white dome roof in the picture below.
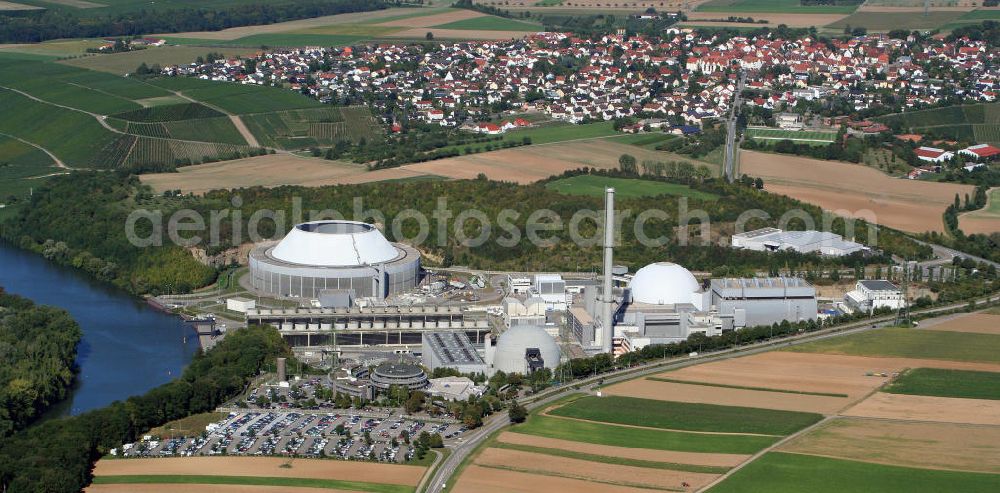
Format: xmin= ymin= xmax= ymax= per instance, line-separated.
xmin=492 ymin=325 xmax=560 ymax=375
xmin=270 ymin=221 xmax=399 ymax=267
xmin=628 ymin=262 xmax=700 ymax=305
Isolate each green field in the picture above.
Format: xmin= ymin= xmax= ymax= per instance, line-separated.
xmin=437 ymin=121 xmax=619 ymax=155
xmin=90 ymin=475 xmax=413 ymax=493
xmin=242 ymin=106 xmax=381 ymax=149
xmin=746 ymin=127 xmax=836 ymax=143
xmin=0 ymin=135 xmax=58 ymax=206
xmin=877 ymin=103 xmax=1000 ymax=144
xmin=147 ymin=77 xmax=322 ymax=114
xmin=550 ymin=396 xmax=823 ymax=436
xmin=606 ymin=133 xmax=678 ymax=149
xmin=884 ymin=368 xmax=1000 ymax=400
xmin=164 ymin=33 xmax=370 ymax=48
xmin=60 ymin=46 xmax=262 ymax=75
xmin=512 ymin=415 xmax=780 ymax=454
xmin=434 ymin=16 xmax=541 ymax=31
xmin=788 ymin=327 xmax=1000 ymax=364
xmin=545 ymin=175 xmax=720 ymax=200
xmin=697 ymin=0 xmax=859 ymax=14
xmin=827 ymin=11 xmax=965 ymax=31
xmin=709 ymin=452 xmax=1000 ymax=493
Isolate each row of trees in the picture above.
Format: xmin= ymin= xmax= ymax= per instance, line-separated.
xmin=0 ymin=289 xmax=81 ymax=439
xmin=0 ymin=0 xmax=388 ymax=43
xmin=0 ymin=325 xmax=293 ymax=492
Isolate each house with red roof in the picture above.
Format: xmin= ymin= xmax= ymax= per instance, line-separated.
xmin=915 ymin=146 xmax=954 ymax=163
xmin=958 ymin=143 xmax=1000 ymax=161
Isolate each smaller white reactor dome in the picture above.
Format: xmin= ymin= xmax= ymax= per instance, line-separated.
xmin=491 ymin=325 xmax=560 ymax=375
xmin=628 ymin=262 xmax=701 ymax=305
xmin=270 ymin=220 xmax=399 ymax=267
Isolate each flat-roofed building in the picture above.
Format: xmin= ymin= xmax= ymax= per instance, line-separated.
xmin=421 ymin=331 xmax=487 ymax=374
xmin=845 ymin=280 xmax=905 ymax=312
xmin=710 ymin=277 xmax=818 ymax=328
xmin=732 ymin=228 xmax=866 ymax=256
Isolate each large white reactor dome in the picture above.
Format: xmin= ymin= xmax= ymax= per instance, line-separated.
xmin=492 ymin=325 xmax=560 ymax=375
xmin=628 ymin=262 xmax=701 ymax=305
xmin=271 ymin=220 xmax=399 ymax=267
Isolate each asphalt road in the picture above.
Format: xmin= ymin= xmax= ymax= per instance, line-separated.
xmin=422 ymin=292 xmax=1000 ymax=493
xmin=723 ymin=72 xmax=746 ymax=183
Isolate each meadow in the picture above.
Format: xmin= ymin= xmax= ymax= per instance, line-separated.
xmin=709 ymin=452 xmax=1000 ymax=493
xmin=884 ymin=368 xmax=1000 ymax=400
xmin=788 ymin=327 xmax=1000 ymax=364
xmin=60 ymin=46 xmax=262 ymax=75
xmin=512 ymin=415 xmax=780 ymax=454
xmin=827 ymin=11 xmax=966 ymax=31
xmin=491 ymin=442 xmax=731 ymax=474
xmin=746 ymin=127 xmax=836 ymax=143
xmin=146 ymin=77 xmax=322 ymax=114
xmin=697 ymin=0 xmax=860 ymax=14
xmin=544 ymin=175 xmax=720 ymax=200
xmin=434 ymin=16 xmax=541 ymax=31
xmin=550 ymin=396 xmax=823 ymax=435
xmin=0 ymin=134 xmax=57 ymax=207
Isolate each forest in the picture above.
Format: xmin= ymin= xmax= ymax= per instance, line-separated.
xmin=0 ymin=288 xmax=81 ymax=439
xmin=1 ymin=169 xmax=931 ymax=296
xmin=0 ymin=0 xmax=386 ymax=43
xmin=0 ymin=325 xmax=292 ymax=492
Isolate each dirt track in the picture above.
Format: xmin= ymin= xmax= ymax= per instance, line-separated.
xmin=92 ymin=457 xmax=425 ymax=486
xmin=377 ymin=9 xmax=482 ymax=27
xmin=780 ymin=417 xmax=1000 ymax=474
xmin=496 ymin=432 xmax=749 ymax=467
xmin=843 ymin=392 xmax=1000 ymax=425
xmin=741 ymin=150 xmax=973 ymax=233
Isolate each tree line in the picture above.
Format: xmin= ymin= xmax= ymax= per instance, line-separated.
xmin=0 ymin=325 xmax=292 ymax=492
xmin=0 ymin=0 xmax=387 ymax=43
xmin=0 ymin=288 xmax=81 ymax=439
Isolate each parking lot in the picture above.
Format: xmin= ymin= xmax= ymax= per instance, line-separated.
xmin=118 ymin=411 xmax=466 ymax=463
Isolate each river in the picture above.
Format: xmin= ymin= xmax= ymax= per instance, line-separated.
xmin=0 ymin=242 xmax=199 ymax=417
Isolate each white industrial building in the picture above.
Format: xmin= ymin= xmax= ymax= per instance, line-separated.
xmin=533 ymin=274 xmax=568 ymax=310
xmin=731 ymin=227 xmax=867 ymax=256
xmin=226 ymin=297 xmax=256 ymax=313
xmin=710 ymin=277 xmax=818 ymax=328
xmin=845 ymin=280 xmax=905 ymax=313
xmin=249 ymin=220 xmax=420 ymax=300
xmin=501 ymin=296 xmax=547 ymax=328
xmin=425 ymin=376 xmax=485 ymax=401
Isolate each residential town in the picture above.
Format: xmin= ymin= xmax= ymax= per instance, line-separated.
xmin=160 ymin=29 xmax=1000 ymax=135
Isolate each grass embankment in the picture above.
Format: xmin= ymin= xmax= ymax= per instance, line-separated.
xmin=788 ymin=327 xmax=1000 ymax=364
xmin=545 ymin=175 xmax=719 ymax=200
xmin=884 ymin=368 xmax=1000 ymax=401
xmin=709 ymin=452 xmax=1000 ymax=493
xmin=549 ymin=396 xmax=823 ymax=436
xmin=91 ymin=475 xmax=413 ymax=493
xmin=147 ymin=412 xmax=228 ymax=438
xmin=646 ymin=377 xmax=849 ymax=398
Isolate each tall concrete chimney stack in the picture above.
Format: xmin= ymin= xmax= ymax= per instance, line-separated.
xmin=601 ymin=187 xmax=615 ymax=353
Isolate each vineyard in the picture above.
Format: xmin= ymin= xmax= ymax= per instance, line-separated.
xmin=111 ymin=103 xmax=225 ymax=122
xmin=878 ymin=103 xmax=1000 ymax=145
xmin=118 ymin=117 xmax=247 ymax=145
xmin=244 ymin=106 xmax=382 ymax=149
xmin=147 ymin=77 xmax=322 ymax=115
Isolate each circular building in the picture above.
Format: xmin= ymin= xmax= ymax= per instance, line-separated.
xmin=628 ymin=262 xmax=701 ymax=305
xmin=490 ymin=325 xmax=560 ymax=375
xmin=370 ymin=362 xmax=428 ymax=391
xmin=249 ymin=220 xmax=420 ymax=299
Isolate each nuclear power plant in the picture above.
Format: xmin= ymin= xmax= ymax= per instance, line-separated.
xmin=240 ymin=190 xmax=817 ymax=371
